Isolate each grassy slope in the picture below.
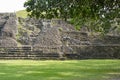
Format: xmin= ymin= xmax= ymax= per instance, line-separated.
xmin=16 ymin=10 xmax=28 ymax=18
xmin=0 ymin=60 xmax=120 ymax=80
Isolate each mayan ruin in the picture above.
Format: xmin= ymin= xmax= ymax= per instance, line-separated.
xmin=0 ymin=13 xmax=119 ymax=59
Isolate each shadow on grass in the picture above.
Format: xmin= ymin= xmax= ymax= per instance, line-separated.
xmin=106 ymin=73 xmax=120 ymax=80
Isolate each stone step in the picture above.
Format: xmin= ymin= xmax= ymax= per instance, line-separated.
xmin=0 ymin=55 xmax=60 ymax=57
xmin=0 ymin=52 xmax=59 ymax=55
xmin=0 ymin=51 xmax=61 ymax=60
xmin=0 ymin=57 xmax=60 ymax=60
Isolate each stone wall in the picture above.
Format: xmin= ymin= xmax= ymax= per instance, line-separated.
xmin=61 ymin=31 xmax=90 ymax=45
xmin=64 ymin=45 xmax=120 ymax=59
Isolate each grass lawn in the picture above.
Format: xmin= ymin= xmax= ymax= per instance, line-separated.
xmin=0 ymin=60 xmax=120 ymax=80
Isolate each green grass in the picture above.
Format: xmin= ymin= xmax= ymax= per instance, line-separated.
xmin=0 ymin=60 xmax=120 ymax=80
xmin=16 ymin=10 xmax=28 ymax=18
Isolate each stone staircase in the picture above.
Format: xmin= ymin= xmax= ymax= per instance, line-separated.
xmin=0 ymin=46 xmax=61 ymax=60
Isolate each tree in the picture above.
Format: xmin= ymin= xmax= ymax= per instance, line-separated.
xmin=24 ymin=0 xmax=74 ymax=20
xmin=24 ymin=0 xmax=120 ymax=33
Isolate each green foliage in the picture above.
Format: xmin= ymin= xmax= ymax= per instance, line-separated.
xmin=24 ymin=0 xmax=120 ymax=19
xmin=24 ymin=0 xmax=120 ymax=33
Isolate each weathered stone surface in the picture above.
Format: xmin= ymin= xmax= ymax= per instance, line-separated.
xmin=61 ymin=31 xmax=90 ymax=45
xmin=0 ymin=38 xmax=17 ymax=47
xmin=0 ymin=13 xmax=17 ymax=47
xmin=64 ymin=45 xmax=120 ymax=59
xmin=18 ymin=18 xmax=75 ymax=46
xmin=33 ymin=27 xmax=62 ymax=47
xmin=0 ymin=13 xmax=17 ymax=37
